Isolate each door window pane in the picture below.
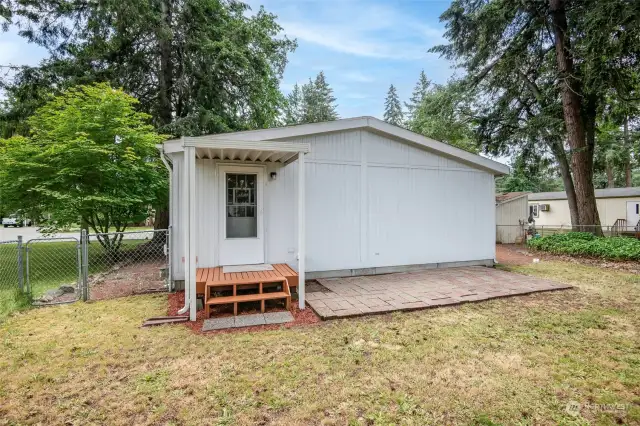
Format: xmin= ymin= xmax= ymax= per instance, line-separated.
xmin=226 ymin=173 xmax=257 ymax=238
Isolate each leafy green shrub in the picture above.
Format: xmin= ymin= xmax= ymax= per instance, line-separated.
xmin=527 ymin=232 xmax=640 ymax=260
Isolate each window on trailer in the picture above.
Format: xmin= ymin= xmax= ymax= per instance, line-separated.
xmin=529 ymin=204 xmax=539 ymax=218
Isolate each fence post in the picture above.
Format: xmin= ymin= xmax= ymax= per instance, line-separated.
xmin=25 ymin=244 xmax=31 ymax=296
xmin=17 ymin=235 xmax=24 ymax=292
xmin=76 ymin=238 xmax=82 ymax=300
xmin=81 ymin=230 xmax=89 ymax=301
xmin=167 ymin=226 xmax=173 ymax=292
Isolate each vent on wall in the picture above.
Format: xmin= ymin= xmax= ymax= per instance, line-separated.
xmin=540 ymin=204 xmax=550 ymax=212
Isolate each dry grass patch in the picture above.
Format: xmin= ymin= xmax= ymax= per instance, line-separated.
xmin=1 ymin=261 xmax=639 ymax=425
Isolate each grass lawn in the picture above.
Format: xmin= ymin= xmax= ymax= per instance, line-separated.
xmin=0 ymin=261 xmax=638 ymax=425
xmin=0 ymin=239 xmax=151 ymax=321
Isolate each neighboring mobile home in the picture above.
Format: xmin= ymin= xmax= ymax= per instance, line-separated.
xmin=529 ymin=188 xmax=640 ymax=229
xmin=159 ymin=117 xmax=509 ymax=320
xmin=495 ymin=192 xmax=529 ymax=243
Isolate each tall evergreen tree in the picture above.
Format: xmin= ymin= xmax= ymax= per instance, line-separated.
xmin=1 ymin=0 xmax=296 ymax=231
xmin=1 ymin=1 xmax=296 ymax=138
xmin=284 ymin=71 xmax=338 ymax=125
xmin=301 ymin=78 xmax=319 ymax=123
xmin=405 ymin=70 xmax=431 ymax=123
xmin=284 ymin=83 xmax=303 ymax=125
xmin=383 ymin=84 xmax=403 ymax=126
xmin=312 ymin=71 xmax=338 ymax=122
xmin=411 ymin=80 xmax=478 ymax=153
xmin=433 ymin=0 xmax=640 ymax=232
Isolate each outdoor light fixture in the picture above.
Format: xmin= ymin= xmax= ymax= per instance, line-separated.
xmin=270 ymin=171 xmax=277 ymax=180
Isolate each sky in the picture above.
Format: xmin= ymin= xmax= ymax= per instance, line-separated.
xmin=0 ymin=0 xmax=457 ymax=119
xmin=253 ymin=0 xmax=456 ymax=118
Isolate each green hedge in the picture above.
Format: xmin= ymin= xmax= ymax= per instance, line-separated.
xmin=527 ymin=232 xmax=640 ymax=260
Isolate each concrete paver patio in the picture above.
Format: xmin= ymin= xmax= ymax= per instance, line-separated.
xmin=307 ymin=266 xmax=571 ymax=319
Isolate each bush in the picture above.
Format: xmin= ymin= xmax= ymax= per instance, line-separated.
xmin=527 ymin=232 xmax=640 ymax=260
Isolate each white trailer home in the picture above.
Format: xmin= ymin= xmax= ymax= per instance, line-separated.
xmin=495 ymin=192 xmax=529 ymax=243
xmin=159 ymin=117 xmax=509 ymax=320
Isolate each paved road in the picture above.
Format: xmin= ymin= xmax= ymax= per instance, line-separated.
xmin=0 ymin=226 xmax=80 ymax=242
xmin=0 ymin=226 xmax=157 ymax=242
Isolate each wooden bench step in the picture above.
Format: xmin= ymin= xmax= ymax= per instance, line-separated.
xmin=205 ymin=277 xmax=287 ymax=288
xmin=205 ymin=291 xmax=289 ymax=306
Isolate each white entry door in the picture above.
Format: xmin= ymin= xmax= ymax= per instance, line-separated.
xmin=627 ymin=201 xmax=640 ymax=229
xmin=218 ymin=165 xmax=265 ymax=266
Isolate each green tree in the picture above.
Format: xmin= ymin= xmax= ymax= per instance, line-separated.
xmin=309 ymin=71 xmax=338 ymax=123
xmin=496 ymin=150 xmax=563 ymax=193
xmin=284 ymin=71 xmax=338 ymax=125
xmin=411 ymin=81 xmax=478 ymax=153
xmin=433 ymin=0 xmax=640 ymax=232
xmin=2 ymin=0 xmax=296 ymax=231
xmin=284 ymin=83 xmax=303 ymax=125
xmin=2 ymin=1 xmax=295 ymax=137
xmin=0 ymin=83 xmax=166 ymax=252
xmin=405 ymin=70 xmax=431 ymax=123
xmin=383 ymin=84 xmax=403 ymax=126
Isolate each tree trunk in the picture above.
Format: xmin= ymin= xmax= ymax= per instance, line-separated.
xmin=606 ymin=163 xmax=615 ymax=188
xmin=549 ymin=0 xmax=602 ymax=234
xmin=157 ymin=0 xmax=174 ymax=126
xmin=624 ymin=115 xmax=632 ymax=187
xmin=153 ymin=0 xmax=173 ymax=237
xmin=154 ymin=205 xmax=169 ymax=230
xmin=549 ymin=139 xmax=580 ymax=228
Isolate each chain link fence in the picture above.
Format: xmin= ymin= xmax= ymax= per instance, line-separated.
xmin=0 ymin=238 xmax=29 ymax=317
xmin=497 ymin=223 xmax=640 ymax=246
xmin=85 ymin=229 xmax=170 ymax=301
xmin=0 ymin=229 xmax=170 ymax=319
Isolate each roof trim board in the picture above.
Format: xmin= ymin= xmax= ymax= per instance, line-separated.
xmin=163 ymin=116 xmax=510 ymax=175
xmin=529 ymin=187 xmax=640 ymax=201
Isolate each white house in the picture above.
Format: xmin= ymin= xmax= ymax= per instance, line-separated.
xmin=159 ymin=117 xmax=509 ymax=320
xmin=529 ymin=187 xmax=640 ymax=229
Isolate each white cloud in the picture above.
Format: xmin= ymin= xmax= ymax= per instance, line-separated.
xmin=343 ymin=92 xmax=370 ymax=99
xmin=281 ymin=20 xmax=430 ymax=60
xmin=274 ymin=1 xmax=445 ymax=60
xmin=343 ymin=71 xmax=375 ymax=83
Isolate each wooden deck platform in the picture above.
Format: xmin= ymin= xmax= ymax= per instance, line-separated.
xmin=196 ymin=264 xmax=299 ymax=318
xmin=195 ymin=264 xmax=299 ymax=295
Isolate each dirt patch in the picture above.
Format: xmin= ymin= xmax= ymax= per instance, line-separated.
xmin=496 ymin=243 xmax=640 ymax=273
xmin=167 ymin=290 xmax=321 ymax=335
xmin=89 ymin=261 xmax=167 ymax=301
xmin=495 ymin=244 xmax=538 ymax=266
xmin=40 ymin=261 xmax=167 ymax=304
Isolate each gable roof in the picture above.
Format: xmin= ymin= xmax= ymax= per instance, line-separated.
xmin=163 ymin=116 xmax=510 ymax=175
xmin=529 ymin=187 xmax=640 ymax=201
xmin=496 ymin=192 xmax=529 ymax=204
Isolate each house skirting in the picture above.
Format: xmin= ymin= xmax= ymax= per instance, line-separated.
xmin=306 ymin=259 xmax=495 ymax=280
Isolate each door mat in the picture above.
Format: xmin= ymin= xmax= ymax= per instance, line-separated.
xmin=222 ymin=264 xmax=274 ymax=273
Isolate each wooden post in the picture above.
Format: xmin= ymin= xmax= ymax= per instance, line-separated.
xmin=184 ymin=146 xmax=197 ymax=321
xmin=297 ymin=152 xmax=306 ymax=310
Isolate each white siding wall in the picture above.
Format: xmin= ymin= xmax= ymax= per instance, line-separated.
xmin=496 ymin=196 xmax=528 ymax=243
xmin=170 ymin=129 xmax=496 ymax=279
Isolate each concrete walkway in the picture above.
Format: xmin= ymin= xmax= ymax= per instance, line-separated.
xmin=307 ymin=266 xmax=571 ymax=319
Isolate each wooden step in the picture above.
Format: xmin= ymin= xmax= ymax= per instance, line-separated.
xmin=205 ymin=290 xmax=291 ymax=317
xmin=205 ymin=291 xmax=290 ymax=305
xmin=205 ymin=276 xmax=287 ymax=288
xmin=203 ymin=274 xmax=292 ymax=318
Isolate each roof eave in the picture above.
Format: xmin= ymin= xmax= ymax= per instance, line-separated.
xmin=163 ymin=116 xmax=510 ymax=176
